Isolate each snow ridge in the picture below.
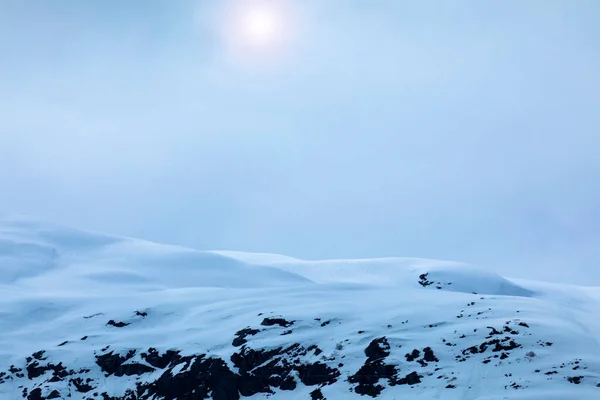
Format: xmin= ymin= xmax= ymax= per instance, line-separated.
xmin=0 ymin=216 xmax=599 ymax=399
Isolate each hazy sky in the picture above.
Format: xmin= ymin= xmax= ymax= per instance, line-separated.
xmin=1 ymin=0 xmax=599 ymax=284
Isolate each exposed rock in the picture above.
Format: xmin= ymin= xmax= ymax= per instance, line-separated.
xmin=297 ymin=362 xmax=340 ymax=386
xmin=230 ymin=342 xmax=339 ymax=396
xmin=232 ymin=327 xmax=261 ymax=347
xmin=423 ymin=347 xmax=439 ymax=363
xmin=47 ymin=390 xmax=61 ymax=399
xmin=25 ymin=357 xmax=69 ymax=381
xmin=308 ymin=344 xmax=323 ymax=356
xmin=9 ymin=365 xmax=22 ymax=373
xmin=406 ymin=349 xmax=421 ymax=362
xmin=27 ymin=388 xmax=42 ymax=400
xmin=106 ymin=320 xmax=129 ymax=328
xmin=261 ymin=317 xmax=295 ymax=328
xmin=568 ymin=376 xmax=584 ymax=384
xmin=310 ymin=388 xmax=326 ymax=400
xmin=419 ymin=273 xmax=434 ymax=287
xmin=365 ymin=337 xmax=391 ymax=362
xmin=141 ymin=348 xmax=181 ymax=369
xmin=71 ymin=377 xmax=94 ymax=393
xmin=349 ymin=337 xmax=401 ymax=397
xmin=134 ymin=355 xmax=239 ymax=400
xmin=96 ymin=350 xmax=139 ymax=376
xmin=349 ymin=360 xmax=398 ymax=397
xmin=398 ymin=371 xmax=422 ymax=385
xmin=0 ymin=316 xmax=582 ymax=399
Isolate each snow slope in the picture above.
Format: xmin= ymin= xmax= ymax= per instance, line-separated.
xmin=0 ymin=215 xmax=599 ymax=400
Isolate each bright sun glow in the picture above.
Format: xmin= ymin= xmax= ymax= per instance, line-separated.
xmin=215 ymin=1 xmax=297 ymax=63
xmin=244 ymin=9 xmax=278 ymax=44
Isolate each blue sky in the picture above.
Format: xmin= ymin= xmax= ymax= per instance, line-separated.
xmin=1 ymin=0 xmax=599 ymax=284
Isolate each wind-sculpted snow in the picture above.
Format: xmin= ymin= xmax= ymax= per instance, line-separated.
xmin=219 ymin=252 xmax=533 ymax=297
xmin=0 ymin=216 xmax=313 ymax=292
xmin=1 ymin=216 xmax=600 ymax=399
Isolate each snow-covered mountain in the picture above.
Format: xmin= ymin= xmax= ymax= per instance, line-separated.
xmin=1 ymin=215 xmax=599 ymax=400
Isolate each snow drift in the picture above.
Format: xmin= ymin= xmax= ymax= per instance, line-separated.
xmin=0 ymin=215 xmax=599 ymax=400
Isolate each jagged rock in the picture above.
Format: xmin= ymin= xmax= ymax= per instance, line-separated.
xmin=25 ymin=358 xmax=68 ymax=381
xmin=487 ymin=327 xmax=502 ymax=336
xmin=27 ymin=388 xmax=43 ymax=400
xmin=232 ymin=327 xmax=261 ymax=347
xmin=398 ymin=371 xmax=422 ymax=385
xmin=349 ymin=360 xmax=398 ymax=397
xmin=25 ymin=361 xmax=48 ymax=379
xmin=106 ymin=320 xmax=129 ymax=328
xmin=232 ymin=346 xmax=281 ymax=374
xmin=0 ymin=316 xmax=577 ymax=400
xmin=123 ymin=362 xmax=155 ymax=376
xmin=141 ymin=348 xmax=181 ymax=369
xmin=71 ymin=377 xmax=94 ymax=393
xmin=349 ymin=337 xmax=399 ymax=397
xmin=307 ymin=344 xmax=323 ymax=356
xmin=47 ymin=390 xmax=61 ymax=399
xmin=423 ymin=347 xmax=439 ymax=363
xmin=230 ymin=343 xmax=339 ymax=396
xmin=406 ymin=349 xmax=421 ymax=361
xmin=261 ymin=317 xmax=294 ymax=328
xmin=96 ymin=350 xmax=139 ymax=376
xmin=365 ymin=337 xmax=391 ymax=362
xmin=568 ymin=376 xmax=584 ymax=384
xmin=297 ymin=362 xmax=340 ymax=386
xmin=138 ymin=355 xmax=239 ymax=400
xmin=232 ymin=346 xmax=293 ymax=396
xmin=419 ymin=273 xmax=434 ymax=287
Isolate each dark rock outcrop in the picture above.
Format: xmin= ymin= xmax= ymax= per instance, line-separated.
xmin=310 ymin=388 xmax=326 ymax=400
xmin=365 ymin=337 xmax=391 ymax=362
xmin=261 ymin=317 xmax=295 ymax=328
xmin=106 ymin=320 xmax=129 ymax=328
xmin=0 ymin=315 xmax=583 ymax=400
xmin=141 ymin=348 xmax=181 ymax=369
xmin=349 ymin=337 xmax=407 ymax=397
xmin=232 ymin=327 xmax=261 ymax=347
xmin=95 ymin=350 xmax=153 ymax=377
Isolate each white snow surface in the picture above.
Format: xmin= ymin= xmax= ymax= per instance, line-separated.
xmin=1 ymin=215 xmax=600 ymax=399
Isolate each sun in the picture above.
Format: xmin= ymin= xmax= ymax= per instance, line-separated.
xmin=210 ymin=1 xmax=297 ymax=63
xmin=244 ymin=9 xmax=278 ymax=44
